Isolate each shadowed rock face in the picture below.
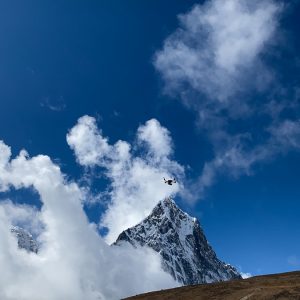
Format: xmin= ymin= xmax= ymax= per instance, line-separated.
xmin=115 ymin=197 xmax=241 ymax=285
xmin=11 ymin=226 xmax=38 ymax=253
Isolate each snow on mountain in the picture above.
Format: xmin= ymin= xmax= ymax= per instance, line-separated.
xmin=9 ymin=198 xmax=240 ymax=286
xmin=115 ymin=197 xmax=241 ymax=285
xmin=11 ymin=226 xmax=38 ymax=253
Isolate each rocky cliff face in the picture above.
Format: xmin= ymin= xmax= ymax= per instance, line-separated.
xmin=11 ymin=226 xmax=38 ymax=253
xmin=115 ymin=197 xmax=241 ymax=285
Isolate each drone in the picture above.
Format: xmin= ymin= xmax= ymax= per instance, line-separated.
xmin=163 ymin=177 xmax=177 ymax=185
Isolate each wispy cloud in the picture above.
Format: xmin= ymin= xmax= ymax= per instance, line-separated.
xmin=154 ymin=0 xmax=300 ymax=201
xmin=154 ymin=0 xmax=281 ymax=103
xmin=67 ymin=116 xmax=185 ymax=243
xmin=40 ymin=96 xmax=66 ymax=112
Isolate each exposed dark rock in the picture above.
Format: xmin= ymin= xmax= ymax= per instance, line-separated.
xmin=115 ymin=197 xmax=241 ymax=285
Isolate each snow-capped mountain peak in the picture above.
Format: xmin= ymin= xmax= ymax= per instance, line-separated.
xmin=11 ymin=226 xmax=38 ymax=253
xmin=115 ymin=197 xmax=241 ymax=285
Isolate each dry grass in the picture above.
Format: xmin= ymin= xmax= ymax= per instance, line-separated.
xmin=125 ymin=271 xmax=300 ymax=300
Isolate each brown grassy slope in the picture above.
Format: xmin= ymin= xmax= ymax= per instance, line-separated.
xmin=125 ymin=271 xmax=300 ymax=300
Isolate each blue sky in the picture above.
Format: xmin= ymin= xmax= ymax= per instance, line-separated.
xmin=0 ymin=0 xmax=300 ymax=283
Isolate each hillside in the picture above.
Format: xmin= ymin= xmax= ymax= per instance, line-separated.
xmin=124 ymin=271 xmax=300 ymax=300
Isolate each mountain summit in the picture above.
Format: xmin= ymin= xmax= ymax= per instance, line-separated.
xmin=11 ymin=226 xmax=38 ymax=253
xmin=115 ymin=197 xmax=241 ymax=285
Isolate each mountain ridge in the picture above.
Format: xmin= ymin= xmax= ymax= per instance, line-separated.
xmin=11 ymin=226 xmax=38 ymax=253
xmin=115 ymin=197 xmax=241 ymax=285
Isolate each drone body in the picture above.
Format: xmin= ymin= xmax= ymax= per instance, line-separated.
xmin=163 ymin=177 xmax=176 ymax=185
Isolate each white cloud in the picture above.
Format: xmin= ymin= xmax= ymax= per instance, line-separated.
xmin=154 ymin=0 xmax=281 ymax=102
xmin=67 ymin=116 xmax=185 ymax=244
xmin=0 ymin=200 xmax=43 ymax=237
xmin=137 ymin=119 xmax=173 ymax=160
xmin=153 ymin=0 xmax=300 ymax=201
xmin=67 ymin=115 xmax=111 ymax=167
xmin=269 ymin=119 xmax=300 ymax=150
xmin=241 ymin=272 xmax=252 ymax=279
xmin=0 ymin=141 xmax=11 ymax=171
xmin=0 ymin=140 xmax=177 ymax=300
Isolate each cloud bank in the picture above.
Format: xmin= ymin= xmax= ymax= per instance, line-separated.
xmin=0 ymin=140 xmax=177 ymax=300
xmin=154 ymin=0 xmax=300 ymax=200
xmin=67 ymin=116 xmax=185 ymax=243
